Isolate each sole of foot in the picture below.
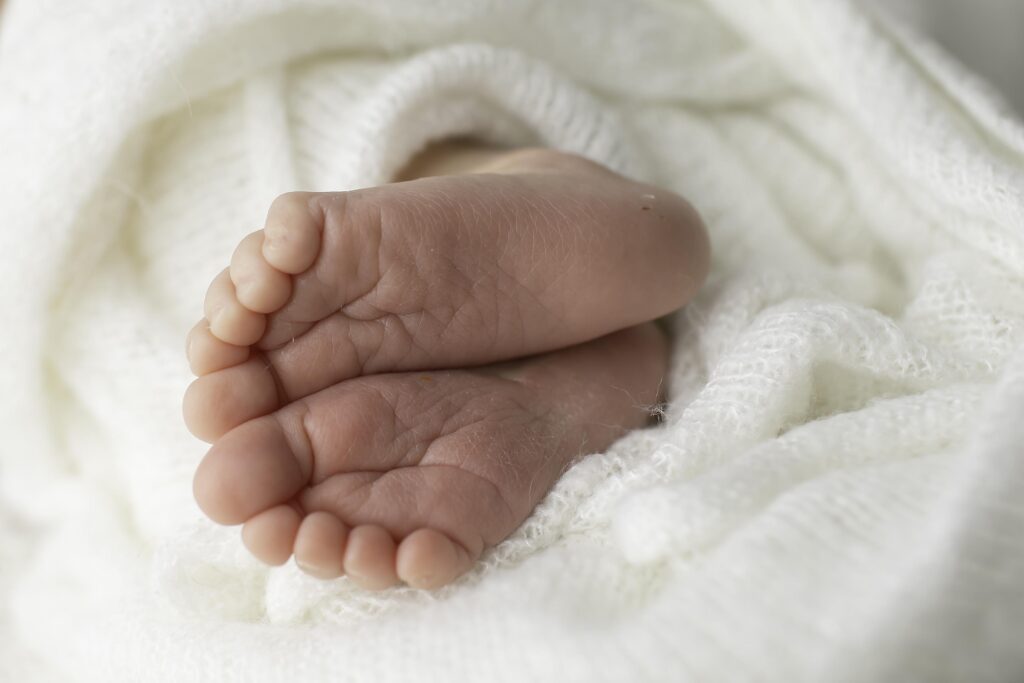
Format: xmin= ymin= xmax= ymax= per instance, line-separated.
xmin=193 ymin=323 xmax=667 ymax=589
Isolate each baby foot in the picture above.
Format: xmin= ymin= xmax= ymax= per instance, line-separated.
xmin=183 ymin=149 xmax=707 ymax=442
xmin=185 ymin=148 xmax=709 ymax=588
xmin=193 ymin=324 xmax=666 ymax=589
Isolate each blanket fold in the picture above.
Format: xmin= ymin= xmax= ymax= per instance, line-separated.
xmin=1 ymin=0 xmax=1022 ymax=681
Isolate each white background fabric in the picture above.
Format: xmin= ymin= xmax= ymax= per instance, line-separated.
xmin=1 ymin=0 xmax=1022 ymax=681
xmin=893 ymin=0 xmax=1024 ymax=115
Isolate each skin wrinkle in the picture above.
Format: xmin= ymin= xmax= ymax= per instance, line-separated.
xmin=404 ymin=464 xmax=507 ymax=552
xmin=374 ymin=313 xmax=420 ymax=371
xmin=307 ymin=454 xmax=512 ymax=557
xmin=281 ymin=400 xmax=316 ymax=484
xmin=312 ymin=197 xmax=429 ymax=376
xmin=371 ymin=382 xmax=408 ymax=466
xmin=387 ymin=377 xmax=495 ymax=471
xmin=515 ymin=413 xmax=563 ymax=505
xmin=327 ymin=193 xmax=387 ymax=315
xmin=452 ymin=270 xmax=506 ymax=354
xmin=455 ymin=190 xmax=511 ymax=348
xmin=517 ymin=179 xmax=591 ymax=325
xmin=186 ymin=143 xmax=699 ymax=588
xmin=268 ymin=165 xmax=683 ymax=374
xmin=489 ymin=267 xmax=526 ymax=354
xmin=258 ymin=193 xmax=380 ymax=349
xmin=394 ymin=383 xmax=461 ymax=471
xmin=497 ymin=260 xmax=567 ymax=345
xmin=404 ymin=190 xmax=499 ymax=353
xmin=355 ymin=195 xmax=457 ymax=321
xmin=350 ymin=312 xmax=403 ymax=374
xmin=307 ymin=386 xmax=394 ymax=481
xmin=412 ymin=462 xmax=519 ymax=546
xmin=250 ymin=347 xmax=293 ymax=407
xmin=430 ymin=255 xmax=480 ymax=325
xmin=483 ymin=181 xmax=565 ymax=347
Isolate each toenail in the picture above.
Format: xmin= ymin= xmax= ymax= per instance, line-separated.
xmin=295 ymin=557 xmax=321 ymax=574
xmin=409 ymin=573 xmax=435 ymax=587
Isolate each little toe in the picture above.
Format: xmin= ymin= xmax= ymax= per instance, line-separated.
xmin=204 ymin=268 xmax=266 ymax=346
xmin=294 ymin=511 xmax=349 ymax=579
xmin=182 ymin=356 xmax=280 ymax=442
xmin=193 ymin=414 xmax=308 ymax=525
xmin=242 ymin=504 xmax=302 ymax=566
xmin=262 ymin=192 xmax=322 ymax=275
xmin=186 ymin=319 xmax=250 ymax=376
xmin=230 ymin=231 xmax=292 ymax=314
xmin=343 ymin=525 xmax=399 ymax=590
xmin=396 ymin=528 xmax=473 ymax=590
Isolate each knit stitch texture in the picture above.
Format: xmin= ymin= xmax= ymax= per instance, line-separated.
xmin=1 ymin=0 xmax=1023 ymax=681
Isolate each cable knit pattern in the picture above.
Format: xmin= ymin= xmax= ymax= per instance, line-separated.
xmin=1 ymin=0 xmax=1023 ymax=681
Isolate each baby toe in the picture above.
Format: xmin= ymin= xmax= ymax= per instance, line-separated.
xmin=396 ymin=528 xmax=473 ymax=590
xmin=192 ymin=413 xmax=308 ymax=525
xmin=242 ymin=504 xmax=302 ymax=566
xmin=182 ymin=356 xmax=280 ymax=442
xmin=204 ymin=268 xmax=266 ymax=346
xmin=262 ymin=192 xmax=322 ymax=275
xmin=230 ymin=231 xmax=292 ymax=314
xmin=186 ymin=319 xmax=250 ymax=376
xmin=294 ymin=511 xmax=349 ymax=579
xmin=343 ymin=525 xmax=399 ymax=590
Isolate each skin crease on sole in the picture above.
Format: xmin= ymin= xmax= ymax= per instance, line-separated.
xmin=183 ymin=151 xmax=708 ymax=445
xmin=185 ymin=144 xmax=710 ymax=589
xmin=194 ymin=323 xmax=670 ymax=590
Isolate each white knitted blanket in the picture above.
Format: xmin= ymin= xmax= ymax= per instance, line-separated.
xmin=2 ymin=0 xmax=1023 ymax=681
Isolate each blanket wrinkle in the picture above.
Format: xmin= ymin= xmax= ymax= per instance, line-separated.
xmin=1 ymin=0 xmax=1023 ymax=681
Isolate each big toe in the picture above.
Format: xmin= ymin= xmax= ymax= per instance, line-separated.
xmin=193 ymin=416 xmax=309 ymax=525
